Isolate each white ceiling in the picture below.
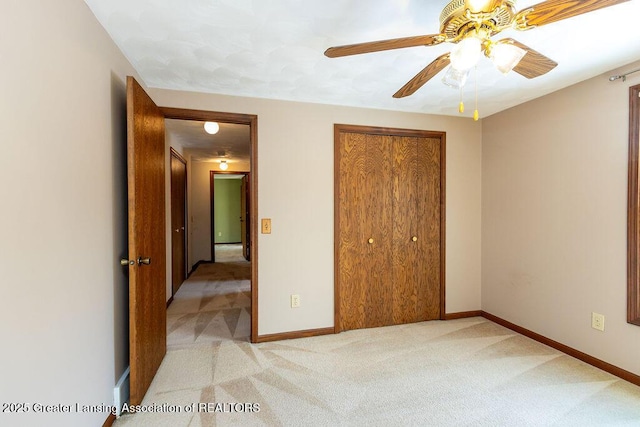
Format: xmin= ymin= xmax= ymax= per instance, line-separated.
xmin=85 ymin=0 xmax=640 ymax=118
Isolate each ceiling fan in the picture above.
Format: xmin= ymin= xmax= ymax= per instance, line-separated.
xmin=325 ymin=0 xmax=630 ymax=101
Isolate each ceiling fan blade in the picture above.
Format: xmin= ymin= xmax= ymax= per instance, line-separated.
xmin=393 ymin=53 xmax=450 ymax=98
xmin=498 ymin=39 xmax=557 ymax=79
xmin=324 ymin=34 xmax=444 ymax=58
xmin=515 ymin=0 xmax=630 ymax=28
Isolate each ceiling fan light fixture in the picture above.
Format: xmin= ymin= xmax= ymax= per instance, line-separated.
xmin=219 ymin=160 xmax=229 ymax=171
xmin=490 ymin=43 xmax=526 ymax=74
xmin=465 ymin=0 xmax=496 ymax=13
xmin=442 ymin=66 xmax=470 ymax=89
xmin=204 ymin=121 xmax=220 ymax=135
xmin=450 ymin=37 xmax=482 ymax=71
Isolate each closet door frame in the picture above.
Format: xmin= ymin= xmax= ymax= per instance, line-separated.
xmin=334 ymin=124 xmax=446 ymax=333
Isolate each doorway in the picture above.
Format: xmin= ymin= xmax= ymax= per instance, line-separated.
xmin=210 ymin=171 xmax=251 ymax=263
xmin=162 ymin=108 xmax=258 ymax=344
xmin=170 ymin=148 xmax=187 ymax=296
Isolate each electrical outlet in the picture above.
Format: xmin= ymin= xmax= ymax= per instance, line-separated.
xmin=218 ymin=232 xmax=222 ymax=237
xmin=291 ymin=294 xmax=300 ymax=308
xmin=592 ymin=312 xmax=605 ymax=332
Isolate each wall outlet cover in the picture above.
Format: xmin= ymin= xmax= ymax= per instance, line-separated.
xmin=291 ymin=294 xmax=300 ymax=308
xmin=591 ymin=312 xmax=605 ymax=332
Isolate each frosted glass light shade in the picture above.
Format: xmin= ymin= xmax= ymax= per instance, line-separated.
xmin=219 ymin=160 xmax=229 ymax=170
xmin=491 ymin=43 xmax=526 ymax=74
xmin=450 ymin=37 xmax=482 ymax=71
xmin=442 ymin=66 xmax=470 ymax=89
xmin=204 ymin=121 xmax=220 ymax=134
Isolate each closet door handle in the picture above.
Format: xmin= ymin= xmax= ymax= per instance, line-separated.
xmin=368 ymin=238 xmax=374 ymax=244
xmin=412 ymin=236 xmax=418 ymax=242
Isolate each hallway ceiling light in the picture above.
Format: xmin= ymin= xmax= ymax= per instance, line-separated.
xmin=204 ymin=121 xmax=220 ymax=135
xmin=219 ymin=160 xmax=229 ymax=171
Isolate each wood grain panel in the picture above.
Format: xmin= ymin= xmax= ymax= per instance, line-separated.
xmin=255 ymin=327 xmax=335 ymax=343
xmin=337 ymin=132 xmax=368 ymax=331
xmin=518 ymin=0 xmax=629 ymax=28
xmin=127 ymin=76 xmax=167 ymax=406
xmin=502 ymin=39 xmax=558 ymax=79
xmin=628 ymin=84 xmax=640 ymax=326
xmin=335 ymin=124 xmax=446 ymax=332
xmin=393 ymin=53 xmax=450 ymax=98
xmin=417 ymin=137 xmax=442 ymax=320
xmin=325 ymin=34 xmax=443 ymax=58
xmin=392 ymin=136 xmax=418 ymax=324
xmin=170 ymin=149 xmax=187 ymax=295
xmin=364 ymin=134 xmax=393 ymax=328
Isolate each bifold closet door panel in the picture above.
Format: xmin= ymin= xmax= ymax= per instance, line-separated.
xmin=391 ymin=135 xmax=441 ymax=323
xmin=364 ymin=134 xmax=393 ymax=328
xmin=416 ymin=137 xmax=442 ymax=321
xmin=391 ymin=136 xmax=419 ymax=324
xmin=337 ymin=132 xmax=392 ymax=330
xmin=336 ymin=126 xmax=443 ymax=332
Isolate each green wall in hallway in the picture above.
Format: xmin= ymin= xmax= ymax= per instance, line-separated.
xmin=214 ymin=178 xmax=242 ymax=243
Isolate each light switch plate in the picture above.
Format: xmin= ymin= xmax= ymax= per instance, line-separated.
xmin=261 ymin=218 xmax=272 ymax=234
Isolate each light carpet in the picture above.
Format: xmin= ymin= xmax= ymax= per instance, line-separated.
xmin=116 ymin=254 xmax=640 ymax=426
xmin=167 ymin=246 xmax=251 ymax=350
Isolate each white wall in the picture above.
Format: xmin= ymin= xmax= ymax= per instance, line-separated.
xmin=0 ymin=0 xmax=138 ymax=426
xmin=149 ymin=89 xmax=483 ymax=336
xmin=482 ymin=60 xmax=640 ymax=376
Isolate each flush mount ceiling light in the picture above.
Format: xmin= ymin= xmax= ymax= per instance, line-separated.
xmin=204 ymin=121 xmax=220 ymax=135
xmin=219 ymin=160 xmax=229 ymax=171
xmin=325 ymin=0 xmax=631 ymax=119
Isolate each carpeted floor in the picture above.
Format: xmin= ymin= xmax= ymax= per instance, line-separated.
xmin=116 ymin=250 xmax=640 ymax=426
xmin=167 ymin=245 xmax=251 ymax=350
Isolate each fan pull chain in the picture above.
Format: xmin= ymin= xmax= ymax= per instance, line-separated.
xmin=459 ymin=85 xmax=464 ymax=114
xmin=473 ymin=66 xmax=479 ymax=121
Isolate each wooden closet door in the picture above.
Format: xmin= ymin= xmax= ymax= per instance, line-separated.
xmin=391 ymin=136 xmax=441 ymax=323
xmin=391 ymin=136 xmax=419 ymax=324
xmin=337 ymin=132 xmax=393 ymax=331
xmin=336 ymin=125 xmax=445 ymax=333
xmin=416 ymin=137 xmax=442 ymax=320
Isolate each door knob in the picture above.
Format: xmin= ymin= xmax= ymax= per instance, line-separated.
xmin=120 ymin=259 xmax=134 ymax=266
xmin=412 ymin=236 xmax=418 ymax=242
xmin=368 ymin=238 xmax=374 ymax=244
xmin=137 ymin=257 xmax=151 ymax=265
xmin=174 ymin=228 xmax=180 ymax=233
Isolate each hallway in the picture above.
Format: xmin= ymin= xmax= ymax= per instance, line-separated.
xmin=167 ymin=244 xmax=251 ymax=350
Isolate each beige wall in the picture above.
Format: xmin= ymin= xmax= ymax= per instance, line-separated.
xmin=149 ymin=88 xmax=484 ymax=335
xmin=0 ymin=0 xmax=137 ymax=425
xmin=482 ymin=60 xmax=640 ymax=376
xmin=187 ymin=159 xmax=250 ymax=274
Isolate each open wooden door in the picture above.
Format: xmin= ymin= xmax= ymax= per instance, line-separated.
xmin=241 ymin=174 xmax=250 ymax=261
xmin=126 ymin=76 xmax=167 ymax=405
xmin=170 ymin=149 xmax=187 ymax=295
